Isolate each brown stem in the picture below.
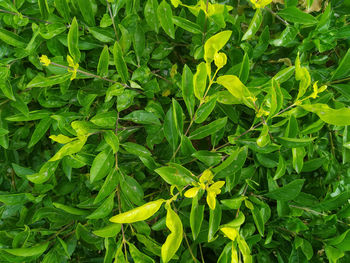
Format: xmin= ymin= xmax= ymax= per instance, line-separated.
xmin=106 ymin=0 xmax=119 ymax=41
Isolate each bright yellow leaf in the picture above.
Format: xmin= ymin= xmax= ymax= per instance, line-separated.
xmin=221 ymin=227 xmax=239 ymax=241
xmin=184 ymin=186 xmax=200 ymax=198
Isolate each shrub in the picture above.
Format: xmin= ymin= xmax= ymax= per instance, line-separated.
xmin=0 ymin=0 xmax=350 ymax=262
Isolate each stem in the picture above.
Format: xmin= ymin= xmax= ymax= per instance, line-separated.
xmin=171 ymin=68 xmax=219 ymax=161
xmin=328 ymin=76 xmax=350 ymax=85
xmin=265 ymin=7 xmax=289 ymax=26
xmin=49 ymin=62 xmax=129 ymax=88
xmin=116 ymin=186 xmax=128 ymax=259
xmin=214 ymin=103 xmax=297 ymax=152
xmin=106 ymin=0 xmax=119 ymax=41
xmin=0 ymin=8 xmax=53 ymax=24
xmin=115 ymin=112 xmax=120 ymax=170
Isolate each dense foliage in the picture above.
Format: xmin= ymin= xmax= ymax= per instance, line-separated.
xmin=1 ymin=0 xmax=350 ymax=262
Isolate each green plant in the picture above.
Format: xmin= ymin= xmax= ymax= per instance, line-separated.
xmin=1 ymin=0 xmax=350 ymax=262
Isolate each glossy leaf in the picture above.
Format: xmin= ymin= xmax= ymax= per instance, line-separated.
xmin=68 ymin=17 xmax=81 ymax=62
xmin=242 ymin=9 xmax=262 ymax=41
xmin=113 ymin=41 xmax=129 ymax=83
xmin=161 ymin=204 xmax=183 ymax=263
xmin=110 ymin=199 xmax=164 ymax=223
xmin=157 ymin=0 xmax=175 ymax=39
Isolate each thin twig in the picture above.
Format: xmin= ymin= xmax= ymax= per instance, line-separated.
xmin=116 ymin=186 xmax=128 ymax=259
xmin=106 ymin=0 xmax=119 ymax=41
xmin=0 ymin=8 xmax=53 ymax=24
xmin=49 ymin=62 xmax=129 ymax=88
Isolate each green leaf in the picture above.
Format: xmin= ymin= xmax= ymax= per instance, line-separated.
xmin=242 ymin=9 xmax=263 ymax=41
xmin=195 ymin=97 xmax=216 ymax=123
xmin=193 ymin=62 xmax=207 ymax=100
xmin=0 ymin=81 xmax=15 ymax=101
xmin=122 ymin=142 xmax=151 ymax=157
xmin=145 ymin=0 xmax=159 ymax=33
xmin=68 ymin=17 xmax=81 ymax=63
xmin=90 ymin=111 xmax=118 ymax=128
xmin=155 ymin=163 xmax=196 ymax=186
xmin=217 ymin=75 xmax=255 ymax=109
xmin=53 ymin=202 xmax=89 ymax=216
xmin=93 ymin=223 xmax=121 ymax=238
xmin=54 ymin=0 xmax=70 ymax=22
xmin=128 ymin=242 xmax=155 ymax=263
xmin=87 ymin=192 xmax=114 ymax=219
xmin=265 ymin=179 xmax=305 ymax=201
xmin=120 ymin=175 xmax=144 ymax=206
xmin=275 ymin=136 xmax=315 ymax=148
xmin=77 ymin=0 xmax=95 ymax=26
xmin=325 ymin=246 xmax=344 ymax=263
xmin=90 ymin=148 xmax=114 ymax=183
xmin=172 ymin=16 xmax=202 ymax=34
xmin=26 ymin=160 xmax=59 ymax=184
xmin=2 ymin=242 xmax=49 ymax=257
xmin=38 ymin=0 xmax=50 ymax=19
xmin=161 ymin=205 xmax=183 ymax=263
xmin=27 ymin=73 xmax=71 ymax=88
xmin=190 ymin=194 xmax=204 ymax=240
xmin=109 ymin=199 xmax=164 ymax=223
xmin=192 ymin=150 xmax=221 ymax=167
xmin=189 ymin=117 xmax=227 ymax=140
xmin=182 ymin=65 xmax=195 ymax=117
xmin=239 ymin=53 xmax=250 ymax=83
xmin=273 ymin=155 xmax=286 ymax=180
xmin=0 ymin=28 xmax=26 ymax=47
xmin=104 ymin=130 xmax=119 ymax=154
xmin=208 ymin=200 xmax=222 ymax=242
xmin=122 ymin=110 xmax=160 ymax=125
xmin=204 ymin=30 xmax=232 ymax=63
xmin=292 ymin=147 xmax=305 ymax=174
xmin=28 ymin=117 xmax=52 ymax=148
xmin=6 ymin=110 xmax=51 ymax=122
xmin=332 ymin=49 xmax=350 ymax=80
xmin=113 ymin=41 xmax=129 ymax=83
xmin=97 ymin=45 xmax=110 ymax=77
xmin=49 ymin=137 xmax=87 ymax=162
xmin=300 ymin=103 xmax=350 ymax=126
xmin=94 ymin=169 xmax=120 ymax=204
xmin=252 ymin=207 xmax=265 ymax=236
xmin=278 ymin=7 xmax=317 ymax=25
xmin=157 ymin=0 xmax=175 ymax=39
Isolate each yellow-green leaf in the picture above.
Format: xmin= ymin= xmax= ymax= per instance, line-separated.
xmin=109 ymin=199 xmax=165 ymax=223
xmin=300 ymin=103 xmax=350 ymax=126
xmin=161 ymin=204 xmax=183 ymax=263
xmin=204 ymin=31 xmax=232 ymax=63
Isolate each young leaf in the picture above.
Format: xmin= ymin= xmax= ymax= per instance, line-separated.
xmin=155 ymin=164 xmax=195 ymax=186
xmin=204 ymin=30 xmax=232 ymax=63
xmin=109 ymin=199 xmax=165 ymax=223
xmin=161 ymin=204 xmax=183 ymax=263
xmin=193 ymin=62 xmax=207 ymax=100
xmin=301 ymin=103 xmax=350 ymax=126
xmin=68 ymin=17 xmax=80 ymax=63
